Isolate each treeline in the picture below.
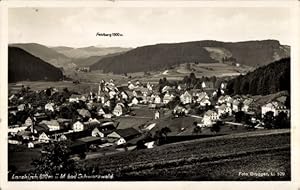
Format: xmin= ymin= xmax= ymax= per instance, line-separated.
xmin=8 ymin=47 xmax=63 ymax=83
xmin=227 ymin=58 xmax=290 ymax=95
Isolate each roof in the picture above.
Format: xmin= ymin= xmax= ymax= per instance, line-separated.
xmin=77 ymin=136 xmax=102 ymax=143
xmin=70 ymin=94 xmax=82 ymax=99
xmin=65 ymin=130 xmax=92 ymax=140
xmin=243 ymin=98 xmax=254 ymax=106
xmin=204 ymin=110 xmax=217 ymax=117
xmin=77 ymin=109 xmax=91 ymax=117
xmin=114 ymin=128 xmax=141 ymax=140
xmin=39 ymin=120 xmax=59 ymax=126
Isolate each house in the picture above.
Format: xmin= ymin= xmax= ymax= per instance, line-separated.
xmin=77 ymin=109 xmax=91 ymax=118
xmin=163 ymin=92 xmax=174 ymax=104
xmin=109 ymin=90 xmax=117 ymax=99
xmin=39 ymin=120 xmax=60 ymax=131
xmin=103 ymin=100 xmax=111 ymax=108
xmin=232 ymin=99 xmax=241 ymax=112
xmin=107 ymin=128 xmax=141 ymax=146
xmin=17 ymin=104 xmax=26 ymax=111
xmin=218 ymin=95 xmax=232 ymax=105
xmin=91 ymin=127 xmax=105 ymax=138
xmin=24 ymin=117 xmax=33 ymax=126
xmin=28 ymin=142 xmax=34 ymax=148
xmin=217 ymin=104 xmax=232 ymax=117
xmin=180 ymin=91 xmax=192 ymax=105
xmin=120 ymin=91 xmax=129 ymax=101
xmin=97 ymin=107 xmax=106 ymax=116
xmin=72 ymin=121 xmax=85 ymax=132
xmin=8 ymin=136 xmax=22 ymax=145
xmin=113 ymin=103 xmax=124 ymax=117
xmin=161 ymin=86 xmax=172 ymax=94
xmin=199 ymin=98 xmax=211 ymax=107
xmin=261 ymin=101 xmax=289 ymax=118
xmin=154 ymin=95 xmax=162 ymax=104
xmin=131 ymin=97 xmax=139 ymax=105
xmin=45 ymin=103 xmax=55 ymax=112
xmin=133 ymin=90 xmax=143 ymax=98
xmin=202 ymin=110 xmax=219 ymax=126
xmin=128 ymin=82 xmax=136 ymax=90
xmin=77 ymin=136 xmax=102 ymax=147
xmin=69 ymin=94 xmax=86 ymax=103
xmin=103 ymin=113 xmax=113 ymax=119
xmin=145 ymin=141 xmax=155 ymax=149
xmin=173 ymin=105 xmax=188 ymax=115
xmin=242 ymin=98 xmax=254 ymax=112
xmin=58 ymin=134 xmax=68 ymax=141
xmin=194 ymin=92 xmax=209 ymax=103
xmin=38 ymin=132 xmax=50 ymax=143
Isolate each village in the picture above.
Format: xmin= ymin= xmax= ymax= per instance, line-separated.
xmin=7 ymin=75 xmax=290 ymax=162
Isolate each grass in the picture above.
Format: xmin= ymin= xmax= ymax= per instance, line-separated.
xmin=83 ymin=129 xmax=290 ymax=180
xmin=8 ymin=145 xmax=41 ymax=172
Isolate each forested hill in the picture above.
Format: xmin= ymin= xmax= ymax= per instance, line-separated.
xmin=226 ymin=58 xmax=290 ymax=95
xmin=8 ymin=47 xmax=64 ymax=83
xmin=90 ymin=40 xmax=290 ymax=74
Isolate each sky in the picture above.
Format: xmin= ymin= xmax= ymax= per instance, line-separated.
xmin=8 ymin=7 xmax=292 ymax=48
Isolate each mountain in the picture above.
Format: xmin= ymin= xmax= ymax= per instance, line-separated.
xmin=9 ymin=43 xmax=75 ymax=70
xmin=90 ymin=40 xmax=290 ymax=74
xmin=8 ymin=47 xmax=63 ymax=83
xmin=226 ymin=58 xmax=290 ymax=96
xmin=72 ymin=52 xmax=128 ymax=67
xmin=52 ymin=46 xmax=132 ymax=59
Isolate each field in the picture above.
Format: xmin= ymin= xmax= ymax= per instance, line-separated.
xmin=83 ymin=129 xmax=290 ymax=180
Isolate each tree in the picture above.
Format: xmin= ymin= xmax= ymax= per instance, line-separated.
xmin=211 ymin=121 xmax=222 ymax=133
xmin=263 ymin=111 xmax=275 ymax=129
xmin=193 ymin=122 xmax=202 ymax=134
xmin=235 ymin=111 xmax=245 ymax=123
xmin=31 ymin=141 xmax=78 ymax=176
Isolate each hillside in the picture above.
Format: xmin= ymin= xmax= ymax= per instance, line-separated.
xmin=10 ymin=43 xmax=74 ymax=69
xmin=90 ymin=40 xmax=290 ymax=74
xmin=72 ymin=52 xmax=127 ymax=67
xmin=227 ymin=58 xmax=290 ymax=95
xmin=8 ymin=47 xmax=64 ymax=83
xmin=52 ymin=46 xmax=131 ymax=59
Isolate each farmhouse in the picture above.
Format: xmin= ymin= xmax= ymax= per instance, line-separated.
xmin=163 ymin=92 xmax=174 ymax=104
xmin=69 ymin=94 xmax=86 ymax=103
xmin=38 ymin=132 xmax=50 ymax=143
xmin=180 ymin=91 xmax=192 ymax=105
xmin=202 ymin=110 xmax=219 ymax=126
xmin=39 ymin=120 xmax=60 ymax=131
xmin=261 ymin=101 xmax=289 ymax=118
xmin=97 ymin=107 xmax=107 ymax=116
xmin=107 ymin=128 xmax=141 ymax=145
xmin=242 ymin=98 xmax=254 ymax=113
xmin=217 ymin=104 xmax=232 ymax=117
xmin=72 ymin=121 xmax=85 ymax=132
xmin=153 ymin=95 xmax=162 ymax=104
xmin=113 ymin=103 xmax=124 ymax=116
xmin=24 ymin=117 xmax=33 ymax=126
xmin=199 ymin=98 xmax=211 ymax=107
xmin=77 ymin=109 xmax=92 ymax=118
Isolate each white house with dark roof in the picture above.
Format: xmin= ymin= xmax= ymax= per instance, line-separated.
xmin=180 ymin=91 xmax=192 ymax=105
xmin=261 ymin=101 xmax=289 ymax=118
xmin=39 ymin=120 xmax=60 ymax=131
xmin=202 ymin=110 xmax=219 ymax=126
xmin=45 ymin=103 xmax=55 ymax=112
xmin=72 ymin=121 xmax=85 ymax=132
xmin=163 ymin=92 xmax=174 ymax=104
